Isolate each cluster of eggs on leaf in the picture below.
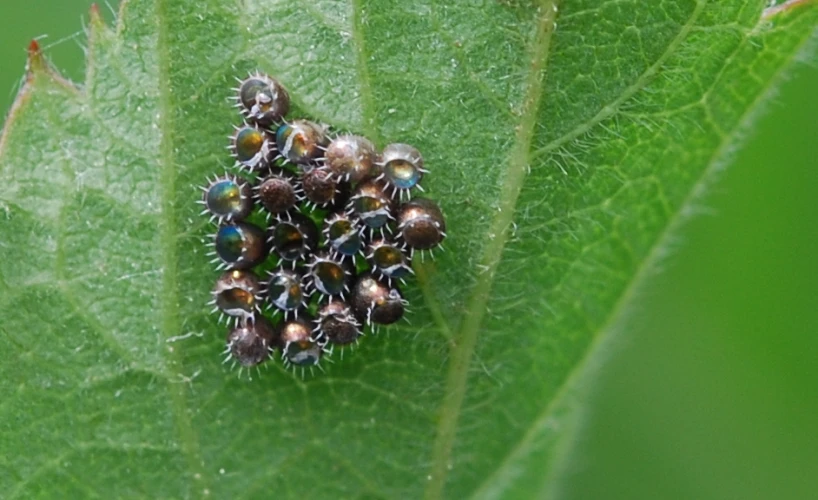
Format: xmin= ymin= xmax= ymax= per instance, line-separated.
xmin=200 ymin=72 xmax=446 ymax=377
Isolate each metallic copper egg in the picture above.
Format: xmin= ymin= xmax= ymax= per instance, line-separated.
xmin=350 ymin=274 xmax=406 ymax=325
xmin=302 ymin=167 xmax=339 ymax=208
xmin=324 ymin=134 xmax=377 ymax=183
xmin=212 ymin=269 xmax=262 ymax=322
xmin=315 ymin=300 xmax=362 ymax=346
xmin=396 ymin=198 xmax=446 ymax=250
xmin=279 ymin=316 xmax=325 ymax=367
xmin=256 ymin=171 xmax=299 ymax=215
xmin=225 ymin=316 xmax=277 ymax=367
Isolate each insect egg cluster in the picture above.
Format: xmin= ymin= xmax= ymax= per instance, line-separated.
xmin=199 ymin=72 xmax=447 ymax=376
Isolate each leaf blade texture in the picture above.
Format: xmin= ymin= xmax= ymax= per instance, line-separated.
xmin=0 ymin=0 xmax=815 ymax=498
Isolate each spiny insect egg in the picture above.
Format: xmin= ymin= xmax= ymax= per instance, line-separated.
xmin=323 ymin=213 xmax=364 ymax=260
xmin=301 ymin=167 xmax=341 ymax=208
xmin=367 ymin=239 xmax=413 ymax=283
xmin=224 ymin=316 xmax=277 ymax=367
xmin=324 ymin=134 xmax=377 ymax=183
xmin=269 ymin=212 xmax=319 ymax=264
xmin=211 ymin=270 xmax=262 ymax=323
xmin=379 ymin=143 xmax=426 ymax=198
xmin=230 ymin=125 xmax=271 ymax=171
xmin=236 ymin=73 xmax=290 ymax=126
xmin=315 ymin=300 xmax=362 ymax=346
xmin=309 ymin=252 xmax=352 ymax=299
xmin=256 ymin=170 xmax=300 ymax=216
xmin=275 ymin=119 xmax=327 ymax=165
xmin=279 ymin=316 xmax=327 ymax=368
xmin=348 ymin=179 xmax=394 ymax=233
xmin=265 ymin=268 xmax=308 ymax=318
xmin=199 ymin=174 xmax=253 ymax=223
xmin=397 ymin=198 xmax=447 ymax=251
xmin=212 ymin=222 xmax=268 ymax=270
xmin=351 ymin=274 xmax=407 ymax=326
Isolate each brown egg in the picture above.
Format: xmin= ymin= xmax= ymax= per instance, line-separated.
xmin=351 ymin=274 xmax=406 ymax=325
xmin=225 ymin=316 xmax=277 ymax=367
xmin=397 ymin=198 xmax=446 ymax=250
xmin=325 ymin=134 xmax=377 ymax=182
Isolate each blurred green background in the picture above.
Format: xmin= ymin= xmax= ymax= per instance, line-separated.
xmin=1 ymin=2 xmax=815 ymax=499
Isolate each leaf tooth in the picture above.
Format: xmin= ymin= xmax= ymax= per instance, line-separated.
xmin=89 ymin=3 xmax=105 ymax=28
xmin=26 ymin=39 xmax=45 ymax=76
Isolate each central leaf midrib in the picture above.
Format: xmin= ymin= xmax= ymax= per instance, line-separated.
xmin=151 ymin=0 xmax=208 ymax=488
xmin=350 ymin=0 xmax=378 ymax=144
xmin=423 ymin=2 xmax=560 ymax=498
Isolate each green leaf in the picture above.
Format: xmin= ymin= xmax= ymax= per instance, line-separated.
xmin=1 ymin=0 xmax=815 ymax=497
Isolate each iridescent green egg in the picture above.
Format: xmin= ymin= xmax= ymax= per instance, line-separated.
xmin=275 ymin=120 xmax=326 ymax=165
xmin=214 ymin=222 xmax=267 ymax=269
xmin=266 ymin=269 xmax=305 ymax=315
xmin=231 ymin=126 xmax=270 ymax=169
xmin=215 ymin=225 xmax=244 ymax=263
xmin=385 ymin=160 xmax=421 ymax=189
xmin=272 ymin=224 xmax=304 ymax=261
xmin=381 ymin=143 xmax=424 ymax=192
xmin=204 ymin=176 xmax=253 ymax=222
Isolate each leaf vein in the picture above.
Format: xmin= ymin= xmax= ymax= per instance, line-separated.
xmin=349 ymin=0 xmax=455 ymax=342
xmin=350 ymin=0 xmax=378 ymax=142
xmin=424 ymin=2 xmax=559 ymax=498
xmin=469 ymin=9 xmax=816 ymax=498
xmin=531 ymin=0 xmax=707 ymax=161
xmin=151 ymin=0 xmax=208 ymax=490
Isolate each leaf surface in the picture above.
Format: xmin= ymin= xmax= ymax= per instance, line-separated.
xmin=0 ymin=0 xmax=815 ymax=498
